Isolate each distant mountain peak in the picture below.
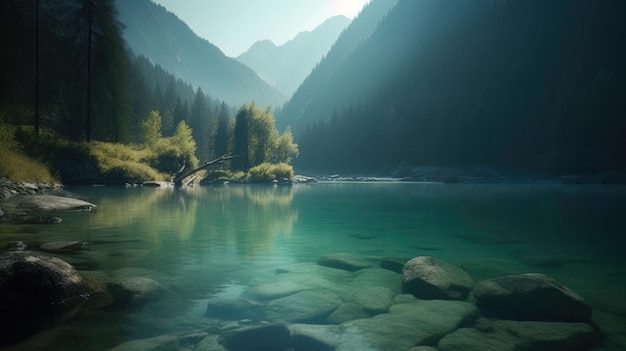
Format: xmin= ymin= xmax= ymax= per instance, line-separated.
xmin=116 ymin=0 xmax=285 ymax=108
xmin=236 ymin=15 xmax=351 ymax=98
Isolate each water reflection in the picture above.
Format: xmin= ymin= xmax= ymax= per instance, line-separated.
xmin=84 ymin=185 xmax=298 ymax=258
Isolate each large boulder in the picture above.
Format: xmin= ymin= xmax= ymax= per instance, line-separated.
xmin=473 ymin=273 xmax=592 ymax=322
xmin=0 ymin=250 xmax=101 ymax=345
xmin=402 ymin=256 xmax=474 ymax=300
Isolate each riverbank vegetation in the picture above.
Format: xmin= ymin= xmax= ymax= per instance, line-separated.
xmin=0 ymin=104 xmax=297 ymax=184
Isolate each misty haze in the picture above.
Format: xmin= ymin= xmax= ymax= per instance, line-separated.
xmin=0 ymin=1 xmax=625 ymax=350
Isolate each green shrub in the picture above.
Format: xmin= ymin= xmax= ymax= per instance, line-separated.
xmin=247 ymin=162 xmax=294 ymax=182
xmin=90 ymin=141 xmax=168 ymax=182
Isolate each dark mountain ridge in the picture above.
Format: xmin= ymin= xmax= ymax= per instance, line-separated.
xmin=283 ymin=0 xmax=626 ymax=176
xmin=276 ymin=0 xmax=399 ymax=132
xmin=116 ymin=0 xmax=286 ymax=108
xmin=236 ymin=15 xmax=351 ymax=97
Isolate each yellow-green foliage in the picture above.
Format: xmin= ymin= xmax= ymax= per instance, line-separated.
xmin=0 ymin=123 xmax=57 ymax=182
xmin=141 ymin=110 xmax=162 ymax=145
xmin=90 ymin=141 xmax=168 ymax=182
xmin=248 ymin=162 xmax=294 ymax=181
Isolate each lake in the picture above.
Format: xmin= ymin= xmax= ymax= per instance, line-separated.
xmin=1 ymin=182 xmax=625 ymax=350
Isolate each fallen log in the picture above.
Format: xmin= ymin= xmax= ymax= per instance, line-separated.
xmin=173 ymin=154 xmax=238 ymax=186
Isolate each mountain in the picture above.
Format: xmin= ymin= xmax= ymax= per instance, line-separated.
xmin=282 ymin=0 xmax=626 ymax=175
xmin=236 ymin=15 xmax=351 ymax=98
xmin=115 ymin=0 xmax=286 ymax=108
xmin=276 ymin=0 xmax=399 ymax=132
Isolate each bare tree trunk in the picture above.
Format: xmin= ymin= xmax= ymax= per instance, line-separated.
xmin=173 ymin=154 xmax=238 ymax=186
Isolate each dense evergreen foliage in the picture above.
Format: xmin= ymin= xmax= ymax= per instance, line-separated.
xmin=281 ymin=0 xmax=626 ymax=175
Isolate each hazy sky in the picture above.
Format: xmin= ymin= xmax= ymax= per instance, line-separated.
xmin=150 ymin=0 xmax=370 ymax=57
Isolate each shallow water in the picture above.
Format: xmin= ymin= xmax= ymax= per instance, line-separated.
xmin=1 ymin=182 xmax=625 ymax=350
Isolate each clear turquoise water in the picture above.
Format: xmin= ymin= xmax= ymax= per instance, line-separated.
xmin=1 ymin=182 xmax=625 ymax=350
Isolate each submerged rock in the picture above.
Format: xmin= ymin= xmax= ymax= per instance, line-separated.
xmin=326 ymin=303 xmax=370 ymax=324
xmin=353 ymin=286 xmax=394 ymax=314
xmin=336 ymin=299 xmax=478 ymax=351
xmin=473 ymin=273 xmax=592 ymax=322
xmin=402 ymin=256 xmax=474 ymax=300
xmin=264 ymin=290 xmax=343 ymax=323
xmin=7 ymin=241 xmax=28 ymax=251
xmin=106 ymin=267 xmax=167 ymax=307
xmin=0 ymin=250 xmax=100 ymax=345
xmin=247 ymin=279 xmax=313 ymax=300
xmin=379 ymin=256 xmax=410 ymax=273
xmin=108 ymin=335 xmax=179 ymax=351
xmin=289 ymin=324 xmax=342 ymax=351
xmin=205 ymin=297 xmax=262 ymax=320
xmin=437 ymin=319 xmax=601 ymax=351
xmin=318 ymin=253 xmax=372 ymax=272
xmin=219 ymin=323 xmax=290 ymax=351
xmin=107 ymin=277 xmax=163 ymax=307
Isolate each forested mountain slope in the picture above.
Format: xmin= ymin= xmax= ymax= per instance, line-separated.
xmin=116 ymin=0 xmax=286 ymax=108
xmin=236 ymin=15 xmax=351 ymax=98
xmin=283 ymin=0 xmax=626 ymax=175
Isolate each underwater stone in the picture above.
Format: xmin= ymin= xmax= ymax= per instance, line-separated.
xmin=379 ymin=256 xmax=409 ymax=273
xmin=402 ymin=256 xmax=474 ymax=300
xmin=107 ymin=277 xmax=162 ymax=307
xmin=264 ymin=290 xmax=343 ymax=323
xmin=205 ymin=297 xmax=261 ymax=320
xmin=473 ymin=273 xmax=593 ymax=322
xmin=108 ymin=335 xmax=179 ymax=351
xmin=353 ymin=287 xmax=394 ymax=314
xmin=437 ymin=319 xmax=601 ymax=351
xmin=337 ymin=299 xmax=478 ymax=351
xmin=289 ymin=324 xmax=342 ymax=351
xmin=219 ymin=323 xmax=290 ymax=351
xmin=318 ymin=253 xmax=372 ymax=272
xmin=326 ymin=303 xmax=370 ymax=324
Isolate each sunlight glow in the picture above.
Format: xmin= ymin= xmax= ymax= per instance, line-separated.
xmin=335 ymin=0 xmax=370 ymax=19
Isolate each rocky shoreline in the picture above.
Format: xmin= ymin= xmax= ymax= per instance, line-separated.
xmin=0 ymin=178 xmax=96 ymax=223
